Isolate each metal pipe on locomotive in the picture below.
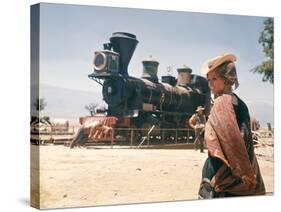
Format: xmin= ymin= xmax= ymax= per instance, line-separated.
xmin=87 ymin=32 xmax=210 ymax=144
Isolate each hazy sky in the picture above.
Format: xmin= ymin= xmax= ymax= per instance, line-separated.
xmin=38 ymin=3 xmax=273 ymax=125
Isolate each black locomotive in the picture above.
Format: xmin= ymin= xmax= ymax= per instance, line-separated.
xmin=88 ymin=32 xmax=210 ymax=144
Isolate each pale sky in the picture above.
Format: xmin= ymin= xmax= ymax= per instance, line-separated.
xmin=37 ymin=3 xmax=274 ymax=126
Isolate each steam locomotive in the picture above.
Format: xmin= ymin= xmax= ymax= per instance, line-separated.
xmin=88 ymin=32 xmax=210 ymax=144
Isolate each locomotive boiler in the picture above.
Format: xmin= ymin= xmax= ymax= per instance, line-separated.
xmin=87 ymin=32 xmax=210 ymax=145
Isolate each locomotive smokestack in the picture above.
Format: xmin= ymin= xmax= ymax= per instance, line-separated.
xmin=141 ymin=58 xmax=159 ymax=83
xmin=177 ymin=67 xmax=192 ymax=86
xmin=109 ymin=32 xmax=138 ymax=76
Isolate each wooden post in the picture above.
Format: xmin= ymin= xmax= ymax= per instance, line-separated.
xmin=130 ymin=128 xmax=134 ymax=148
xmin=111 ymin=128 xmax=114 ymax=149
xmin=187 ymin=129 xmax=189 ymax=143
xmin=175 ymin=130 xmax=178 ymax=144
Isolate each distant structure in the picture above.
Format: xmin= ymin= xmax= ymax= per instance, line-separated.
xmin=250 ymin=117 xmax=260 ymax=131
xmin=267 ymin=122 xmax=273 ymax=137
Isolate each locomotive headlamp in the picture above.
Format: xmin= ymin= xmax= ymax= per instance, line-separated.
xmin=93 ymin=50 xmax=119 ymax=74
xmin=93 ymin=52 xmax=107 ymax=71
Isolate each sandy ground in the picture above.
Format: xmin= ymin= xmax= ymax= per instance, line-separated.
xmin=31 ymin=142 xmax=274 ymax=209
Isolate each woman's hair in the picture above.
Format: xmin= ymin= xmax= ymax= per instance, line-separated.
xmin=217 ymin=61 xmax=239 ymax=89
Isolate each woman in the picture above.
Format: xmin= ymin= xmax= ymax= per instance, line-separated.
xmin=198 ymin=53 xmax=265 ymax=198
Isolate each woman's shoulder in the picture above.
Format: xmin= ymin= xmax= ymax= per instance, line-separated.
xmin=213 ymin=93 xmax=249 ymax=112
xmin=232 ymin=93 xmax=249 ymax=110
xmin=214 ymin=93 xmax=246 ymax=105
xmin=211 ymin=94 xmax=233 ymax=113
xmin=213 ymin=94 xmax=232 ymax=105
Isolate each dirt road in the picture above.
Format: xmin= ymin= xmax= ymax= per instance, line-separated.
xmin=31 ymin=144 xmax=273 ymax=209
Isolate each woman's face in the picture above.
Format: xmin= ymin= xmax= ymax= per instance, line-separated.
xmin=207 ymin=69 xmax=225 ymax=95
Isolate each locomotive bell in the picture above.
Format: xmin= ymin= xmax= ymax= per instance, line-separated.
xmin=177 ymin=67 xmax=192 ymax=86
xmin=141 ymin=59 xmax=159 ymax=83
